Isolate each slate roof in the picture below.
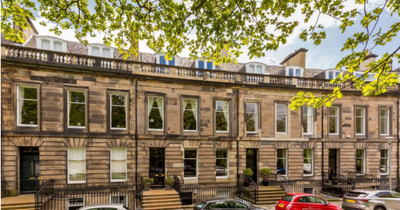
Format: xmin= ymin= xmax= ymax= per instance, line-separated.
xmin=2 ymin=34 xmax=341 ymax=78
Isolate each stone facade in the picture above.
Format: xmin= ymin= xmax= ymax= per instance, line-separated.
xmin=1 ymin=44 xmax=400 ymax=198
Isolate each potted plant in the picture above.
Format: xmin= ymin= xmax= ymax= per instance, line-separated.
xmin=332 ymin=176 xmax=339 ymax=185
xmin=260 ymin=167 xmax=271 ymax=186
xmin=347 ymin=176 xmax=355 ymax=184
xmin=243 ymin=168 xmax=254 ymax=187
xmin=164 ymin=176 xmax=175 ymax=190
xmin=143 ymin=178 xmax=154 ymax=191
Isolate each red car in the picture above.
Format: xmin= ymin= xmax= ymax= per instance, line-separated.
xmin=275 ymin=193 xmax=342 ymax=210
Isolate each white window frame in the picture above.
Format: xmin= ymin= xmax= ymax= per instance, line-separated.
xmin=66 ymin=197 xmax=85 ymax=210
xmin=325 ymin=70 xmax=342 ymax=80
xmin=246 ymin=103 xmax=258 ymax=134
xmin=245 ymin=63 xmax=265 ymax=74
xmin=285 ymin=66 xmax=304 ymax=77
xmin=216 ymin=149 xmax=229 ymax=178
xmin=67 ymin=90 xmax=86 ymax=129
xmin=355 ymin=107 xmax=366 ymax=135
xmin=183 ymin=98 xmax=198 ymax=132
xmin=147 ymin=96 xmax=164 ymax=131
xmin=277 ymin=149 xmax=288 ymax=176
xmin=67 ymin=147 xmax=86 ymax=184
xmin=17 ymin=85 xmax=38 ymax=127
xmin=380 ymin=149 xmax=389 ymax=175
xmin=34 ymin=36 xmax=67 ymax=52
xmin=328 ymin=106 xmax=339 ymax=135
xmin=356 ymin=149 xmax=365 ymax=175
xmin=215 ymin=100 xmax=229 ymax=133
xmin=380 ymin=108 xmax=390 ymax=135
xmin=184 ymin=149 xmax=198 ymax=179
xmin=110 ymin=93 xmax=128 ymax=130
xmin=354 ymin=71 xmax=375 ymax=82
xmin=195 ymin=58 xmax=215 ymax=70
xmin=110 ymin=195 xmax=128 ymax=206
xmin=156 ymin=53 xmax=179 ymax=65
xmin=87 ymin=43 xmax=114 ymax=58
xmin=303 ymin=149 xmax=314 ymax=177
xmin=110 ymin=148 xmax=128 ymax=182
xmin=302 ymin=106 xmax=313 ymax=135
xmin=276 ymin=104 xmax=288 ymax=134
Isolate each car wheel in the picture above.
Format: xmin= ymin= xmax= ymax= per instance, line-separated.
xmin=374 ymin=207 xmax=386 ymax=210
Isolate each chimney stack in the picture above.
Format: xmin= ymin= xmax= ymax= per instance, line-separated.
xmin=359 ymin=50 xmax=378 ymax=71
xmin=280 ymin=48 xmax=308 ymax=68
xmin=220 ymin=41 xmax=229 ymax=70
xmin=130 ymin=34 xmax=139 ymax=61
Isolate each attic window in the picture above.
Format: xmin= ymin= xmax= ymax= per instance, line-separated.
xmin=196 ymin=59 xmax=214 ymax=70
xmin=88 ymin=44 xmax=114 ymax=58
xmin=285 ymin=66 xmax=303 ymax=77
xmin=327 ymin=71 xmax=340 ymax=80
xmin=35 ymin=36 xmax=67 ymax=52
xmin=157 ymin=54 xmax=176 ymax=66
xmin=246 ymin=63 xmax=265 ymax=74
xmin=354 ymin=71 xmax=375 ymax=82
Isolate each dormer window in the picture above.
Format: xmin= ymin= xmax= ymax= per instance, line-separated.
xmin=195 ymin=58 xmax=214 ymax=70
xmin=34 ymin=36 xmax=67 ymax=52
xmin=245 ymin=63 xmax=265 ymax=74
xmin=156 ymin=54 xmax=177 ymax=66
xmin=325 ymin=70 xmax=341 ymax=80
xmin=285 ymin=66 xmax=304 ymax=77
xmin=88 ymin=44 xmax=114 ymax=58
xmin=354 ymin=71 xmax=375 ymax=82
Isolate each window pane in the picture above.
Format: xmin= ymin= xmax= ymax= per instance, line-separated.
xmin=184 ymin=150 xmax=197 ymax=158
xmin=302 ymin=106 xmax=313 ymax=134
xmin=329 ymin=117 xmax=337 ymax=134
xmin=277 ymin=149 xmax=286 ymax=158
xmin=328 ymin=107 xmax=337 ymax=115
xmin=20 ymin=100 xmax=38 ymax=125
xmin=303 ymin=149 xmax=313 ymax=175
xmin=20 ymin=87 xmax=37 ymax=99
xmin=207 ymin=61 xmax=213 ymax=70
xmin=356 ymin=108 xmax=364 ymax=116
xmin=41 ymin=40 xmax=50 ymax=49
xmin=69 ymin=92 xmax=85 ymax=103
xmin=277 ymin=115 xmax=286 ymax=133
xmin=69 ymin=148 xmax=86 ymax=182
xmin=380 ymin=118 xmax=388 ymax=134
xmin=183 ymin=99 xmax=197 ymax=131
xmin=184 ymin=159 xmax=197 ymax=177
xmin=103 ymin=48 xmax=110 ymax=57
xmin=328 ymin=72 xmax=333 ymax=80
xmin=92 ymin=47 xmax=99 ymax=56
xmin=216 ymin=159 xmax=228 ymax=177
xmin=148 ymin=97 xmax=163 ymax=130
xmin=246 ymin=113 xmax=257 ymax=132
xmin=288 ymin=69 xmax=293 ymax=76
xmin=277 ymin=159 xmax=286 ymax=175
xmin=381 ymin=109 xmax=388 ymax=117
xmin=216 ymin=149 xmax=227 ymax=158
xmin=296 ymin=69 xmax=301 ymax=76
xmin=356 ymin=159 xmax=364 ymax=174
xmin=216 ymin=101 xmax=229 ymax=132
xmin=257 ymin=66 xmax=263 ymax=73
xmin=198 ymin=60 xmax=204 ymax=69
xmin=380 ymin=158 xmax=388 ymax=174
xmin=112 ymin=94 xmax=125 ymax=106
xmin=54 ymin=42 xmax=62 ymax=51
xmin=111 ymin=106 xmax=126 ymax=128
xmin=356 ymin=118 xmax=363 ymax=134
xmin=159 ymin=56 xmax=166 ymax=65
xmin=277 ymin=104 xmax=287 ymax=114
xmin=248 ymin=65 xmax=254 ymax=73
xmin=169 ymin=57 xmax=175 ymax=66
xmin=356 ymin=149 xmax=364 ymax=158
xmin=69 ymin=104 xmax=86 ymax=127
xmin=216 ymin=101 xmax=228 ymax=112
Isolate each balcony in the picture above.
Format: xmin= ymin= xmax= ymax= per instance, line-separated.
xmin=2 ymin=44 xmax=399 ymax=92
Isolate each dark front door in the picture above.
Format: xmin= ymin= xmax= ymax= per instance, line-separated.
xmin=328 ymin=149 xmax=338 ymax=180
xmin=149 ymin=148 xmax=165 ymax=186
xmin=20 ymin=147 xmax=40 ymax=193
xmin=246 ymin=149 xmax=258 ymax=182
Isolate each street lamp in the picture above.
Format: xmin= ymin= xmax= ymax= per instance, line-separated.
xmin=386 ymin=137 xmax=394 ymax=190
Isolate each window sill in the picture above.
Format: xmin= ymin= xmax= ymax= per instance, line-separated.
xmin=303 ymin=133 xmax=313 ymax=135
xmin=276 ymin=132 xmax=287 ymax=135
xmin=216 ymin=176 xmax=229 ymax=179
xmin=381 ymin=173 xmax=389 ymax=176
xmin=183 ymin=130 xmax=198 ymax=132
xmin=303 ymin=175 xmax=314 ymax=177
xmin=184 ymin=177 xmax=198 ymax=180
xmin=216 ymin=131 xmax=229 ymax=133
xmin=329 ymin=133 xmax=339 ymax=135
xmin=111 ymin=179 xmax=127 ymax=182
xmin=356 ymin=173 xmax=365 ymax=176
xmin=17 ymin=124 xmax=38 ymax=127
xmin=68 ymin=181 xmax=86 ymax=184
xmin=247 ymin=132 xmax=258 ymax=134
xmin=111 ymin=128 xmax=127 ymax=131
xmin=148 ymin=129 xmax=164 ymax=131
xmin=68 ymin=126 xmax=86 ymax=129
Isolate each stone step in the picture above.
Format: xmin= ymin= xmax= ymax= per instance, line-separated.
xmin=143 ymin=201 xmax=183 ymax=208
xmin=143 ymin=193 xmax=179 ymax=197
xmin=143 ymin=195 xmax=179 ymax=200
xmin=256 ymin=194 xmax=286 ymax=198
xmin=1 ymin=204 xmax=36 ymax=210
xmin=1 ymin=202 xmax=35 ymax=207
xmin=143 ymin=198 xmax=181 ymax=204
xmin=145 ymin=205 xmax=183 ymax=210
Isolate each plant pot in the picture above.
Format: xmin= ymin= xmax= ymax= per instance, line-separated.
xmin=332 ymin=180 xmax=339 ymax=185
xmin=244 ymin=181 xmax=250 ymax=187
xmin=165 ymin=185 xmax=172 ymax=190
xmin=262 ymin=180 xmax=269 ymax=186
xmin=144 ymin=184 xmax=150 ymax=191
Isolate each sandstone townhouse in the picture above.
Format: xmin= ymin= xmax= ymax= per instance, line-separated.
xmin=1 ymin=22 xmax=400 ymax=210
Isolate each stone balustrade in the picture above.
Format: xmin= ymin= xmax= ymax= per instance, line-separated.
xmin=2 ymin=44 xmax=398 ymax=92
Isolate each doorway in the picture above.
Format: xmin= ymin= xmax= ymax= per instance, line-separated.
xmin=246 ymin=149 xmax=258 ymax=182
xmin=20 ymin=147 xmax=40 ymax=193
xmin=149 ymin=148 xmax=165 ymax=187
xmin=328 ymin=149 xmax=339 ymax=180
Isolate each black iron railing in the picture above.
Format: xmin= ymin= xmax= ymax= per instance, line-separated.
xmin=181 ymin=186 xmax=238 ymax=205
xmin=35 ymin=179 xmax=55 ymax=210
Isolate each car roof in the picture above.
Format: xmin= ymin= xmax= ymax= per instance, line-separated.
xmin=286 ymin=193 xmax=315 ymax=196
xmin=200 ymin=198 xmax=239 ymax=203
xmin=347 ymin=190 xmax=388 ymax=194
xmin=79 ymin=203 xmax=124 ymax=209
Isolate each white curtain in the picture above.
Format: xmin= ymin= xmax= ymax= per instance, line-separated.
xmin=184 ymin=99 xmax=197 ymax=121
xmin=103 ymin=49 xmax=110 ymax=57
xmin=54 ymin=42 xmax=62 ymax=51
xmin=111 ymin=148 xmax=127 ymax=160
xmin=256 ymin=66 xmax=263 ymax=73
xmin=112 ymin=160 xmax=126 ymax=173
xmin=41 ymin=40 xmax=50 ymax=49
xmin=148 ymin=97 xmax=164 ymax=122
xmin=69 ymin=161 xmax=86 ymax=174
xmin=69 ymin=147 xmax=85 ymax=160
xmin=307 ymin=107 xmax=313 ymax=133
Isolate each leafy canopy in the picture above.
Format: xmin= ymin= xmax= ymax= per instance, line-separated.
xmin=2 ymin=0 xmax=400 ymax=108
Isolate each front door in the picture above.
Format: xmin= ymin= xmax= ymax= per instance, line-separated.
xmin=20 ymin=147 xmax=40 ymax=193
xmin=246 ymin=149 xmax=258 ymax=182
xmin=328 ymin=149 xmax=338 ymax=180
xmin=149 ymin=148 xmax=165 ymax=187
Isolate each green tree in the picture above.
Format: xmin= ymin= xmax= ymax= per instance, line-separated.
xmin=2 ymin=0 xmax=399 ymax=108
xmin=183 ymin=102 xmax=196 ymax=130
xmin=149 ymin=100 xmax=163 ymax=129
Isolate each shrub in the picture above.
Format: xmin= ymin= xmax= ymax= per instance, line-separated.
xmin=243 ymin=168 xmax=254 ymax=177
xmin=165 ymin=177 xmax=175 ymax=186
xmin=143 ymin=178 xmax=154 ymax=186
xmin=260 ymin=168 xmax=271 ymax=177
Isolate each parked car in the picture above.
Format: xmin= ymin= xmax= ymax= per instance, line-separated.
xmin=342 ymin=190 xmax=400 ymax=210
xmin=78 ymin=203 xmax=129 ymax=210
xmin=275 ymin=193 xmax=341 ymax=210
xmin=194 ymin=198 xmax=265 ymax=210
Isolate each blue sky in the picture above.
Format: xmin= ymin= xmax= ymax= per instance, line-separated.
xmin=30 ymin=0 xmax=400 ymax=70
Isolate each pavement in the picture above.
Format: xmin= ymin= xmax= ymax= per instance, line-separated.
xmin=254 ymin=200 xmax=343 ymax=210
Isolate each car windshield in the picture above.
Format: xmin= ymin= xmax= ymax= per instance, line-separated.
xmin=194 ymin=202 xmax=206 ymax=209
xmin=281 ymin=195 xmax=293 ymax=202
xmin=345 ymin=192 xmax=368 ymax=198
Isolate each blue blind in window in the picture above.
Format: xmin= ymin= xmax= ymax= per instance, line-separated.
xmin=159 ymin=56 xmax=166 ymax=65
xmin=198 ymin=60 xmax=204 ymax=69
xmin=169 ymin=57 xmax=175 ymax=66
xmin=288 ymin=69 xmax=294 ymax=76
xmin=207 ymin=61 xmax=213 ymax=70
xmin=295 ymin=69 xmax=301 ymax=77
xmin=329 ymin=72 xmax=333 ymax=79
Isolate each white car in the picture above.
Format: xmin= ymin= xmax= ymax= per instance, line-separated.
xmin=78 ymin=203 xmax=129 ymax=210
